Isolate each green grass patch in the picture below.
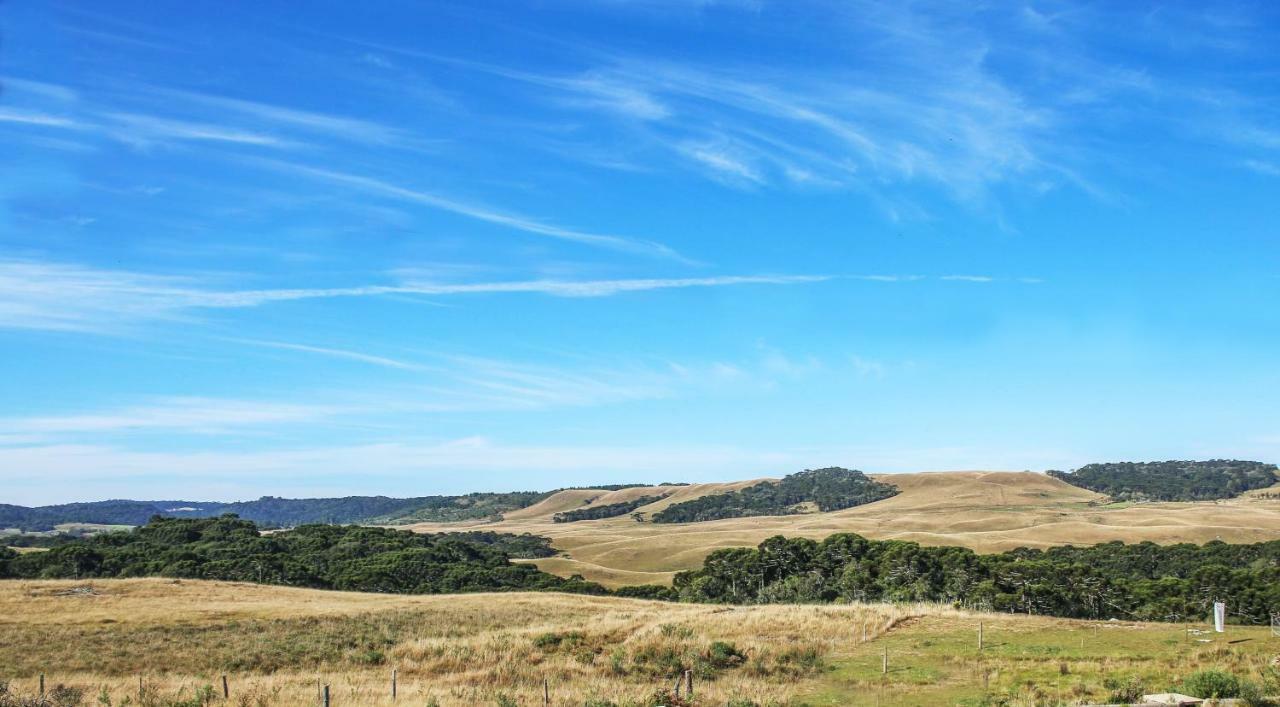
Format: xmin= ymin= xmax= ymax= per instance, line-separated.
xmin=802 ymin=616 xmax=1280 ymax=706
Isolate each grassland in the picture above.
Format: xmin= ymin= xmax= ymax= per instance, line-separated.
xmin=806 ymin=613 xmax=1280 ymax=706
xmin=4 ymin=579 xmax=1277 ymax=706
xmin=0 ymin=579 xmax=907 ymax=706
xmin=405 ymin=471 xmax=1280 ymax=587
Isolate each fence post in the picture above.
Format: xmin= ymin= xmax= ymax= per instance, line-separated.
xmin=322 ymin=683 xmax=330 ymax=707
xmin=138 ymin=675 xmax=144 ymax=701
xmin=882 ymin=645 xmax=888 ymax=675
xmin=222 ymin=674 xmax=228 ymax=699
xmin=391 ymin=669 xmax=397 ymax=701
xmin=978 ymin=621 xmax=984 ymax=651
xmin=685 ymin=669 xmax=693 ymax=696
xmin=542 ymin=676 xmax=549 ymax=706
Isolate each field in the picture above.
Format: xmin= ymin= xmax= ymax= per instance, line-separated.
xmin=405 ymin=471 xmax=1280 ymax=588
xmin=4 ymin=579 xmax=1278 ymax=707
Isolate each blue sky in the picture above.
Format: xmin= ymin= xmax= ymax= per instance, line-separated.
xmin=2 ymin=1 xmax=1279 ymax=505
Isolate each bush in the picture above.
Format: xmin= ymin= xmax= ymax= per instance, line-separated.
xmin=705 ymin=641 xmax=747 ymax=669
xmin=1238 ymin=679 xmax=1276 ymax=707
xmin=1103 ymin=675 xmax=1145 ymax=703
xmin=1182 ymin=670 xmax=1242 ymax=699
xmin=532 ymin=631 xmax=584 ymax=650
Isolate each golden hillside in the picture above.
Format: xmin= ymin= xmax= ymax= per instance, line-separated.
xmin=406 ymin=471 xmax=1280 ymax=588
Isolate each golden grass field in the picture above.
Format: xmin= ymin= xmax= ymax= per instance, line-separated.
xmin=405 ymin=471 xmax=1280 ymax=588
xmin=4 ymin=579 xmax=1277 ymax=707
xmin=0 ymin=578 xmax=909 ymax=706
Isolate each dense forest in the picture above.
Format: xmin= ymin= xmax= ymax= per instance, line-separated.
xmin=651 ymin=468 xmax=898 ymax=523
xmin=552 ymin=494 xmax=669 ymax=523
xmin=1048 ymin=460 xmax=1279 ymax=501
xmin=0 ymin=516 xmax=604 ymax=595
xmin=672 ymin=533 xmax=1280 ymax=624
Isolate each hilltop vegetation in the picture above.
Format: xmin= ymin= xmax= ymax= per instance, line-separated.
xmin=0 ymin=516 xmax=601 ymax=595
xmin=1048 ymin=459 xmax=1279 ymax=501
xmin=675 ymin=532 xmax=1280 ymax=624
xmin=651 ymin=468 xmax=898 ymax=523
xmin=553 ymin=494 xmax=669 ymax=523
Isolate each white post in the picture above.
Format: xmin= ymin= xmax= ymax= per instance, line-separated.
xmin=1213 ymin=602 xmax=1225 ymax=633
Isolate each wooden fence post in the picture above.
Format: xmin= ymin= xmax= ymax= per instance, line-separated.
xmin=222 ymin=674 xmax=228 ymax=699
xmin=685 ymin=669 xmax=693 ymax=696
xmin=138 ymin=675 xmax=144 ymax=701
xmin=882 ymin=645 xmax=888 ymax=675
xmin=978 ymin=621 xmax=984 ymax=651
xmin=391 ymin=669 xmax=397 ymax=701
xmin=322 ymin=683 xmax=330 ymax=707
xmin=542 ymin=676 xmax=549 ymax=706
xmin=39 ymin=674 xmax=45 ymax=696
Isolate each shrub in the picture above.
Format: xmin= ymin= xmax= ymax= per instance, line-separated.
xmin=705 ymin=641 xmax=747 ymax=669
xmin=1103 ymin=675 xmax=1145 ymax=703
xmin=1238 ymin=679 xmax=1276 ymax=707
xmin=532 ymin=631 xmax=584 ymax=650
xmin=1182 ymin=670 xmax=1242 ymax=699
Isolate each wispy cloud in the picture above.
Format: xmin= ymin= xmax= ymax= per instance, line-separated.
xmin=101 ymin=112 xmax=295 ymax=148
xmin=5 ymin=397 xmax=344 ymax=436
xmin=0 ymin=259 xmax=829 ymax=332
xmin=147 ymin=88 xmax=408 ymax=146
xmin=233 ymin=339 xmax=425 ymax=371
xmin=1242 ymin=159 xmax=1280 ymax=177
xmin=257 ymin=160 xmax=686 ymax=260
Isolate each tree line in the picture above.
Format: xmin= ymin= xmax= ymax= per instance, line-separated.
xmin=553 ymin=494 xmax=669 ymax=523
xmin=651 ymin=468 xmax=898 ymax=523
xmin=0 ymin=516 xmax=605 ymax=596
xmin=670 ymin=533 xmax=1280 ymax=624
xmin=1048 ymin=460 xmax=1279 ymax=502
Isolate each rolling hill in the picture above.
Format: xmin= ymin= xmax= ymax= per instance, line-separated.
xmin=405 ymin=470 xmax=1280 ymax=587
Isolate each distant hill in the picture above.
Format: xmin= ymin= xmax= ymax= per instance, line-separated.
xmin=1047 ymin=460 xmax=1279 ymax=502
xmin=651 ymin=467 xmax=898 ymax=523
xmin=0 ymin=493 xmax=548 ymax=532
xmin=0 ymin=487 xmax=668 ymax=532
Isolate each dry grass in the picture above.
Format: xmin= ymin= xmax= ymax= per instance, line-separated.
xmin=0 ymin=579 xmax=925 ymax=706
xmin=406 ymin=471 xmax=1280 ymax=587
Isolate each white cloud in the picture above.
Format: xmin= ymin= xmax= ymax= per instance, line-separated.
xmin=6 ymin=397 xmax=344 ymax=436
xmin=257 ymin=160 xmax=687 ymax=260
xmin=1242 ymin=159 xmax=1280 ymax=176
xmin=232 ymin=339 xmax=425 ymax=371
xmin=0 ymin=259 xmax=829 ymax=332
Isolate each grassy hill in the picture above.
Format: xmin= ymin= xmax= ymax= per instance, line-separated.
xmin=3 ymin=579 xmax=1276 ymax=706
xmin=406 ymin=470 xmax=1280 ymax=588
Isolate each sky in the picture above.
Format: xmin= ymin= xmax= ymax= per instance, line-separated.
xmin=2 ymin=1 xmax=1279 ymax=505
